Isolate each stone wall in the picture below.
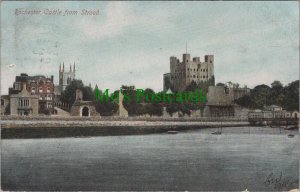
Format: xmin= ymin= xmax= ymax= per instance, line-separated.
xmin=70 ymin=101 xmax=99 ymax=117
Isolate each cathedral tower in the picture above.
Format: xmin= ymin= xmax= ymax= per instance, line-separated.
xmin=59 ymin=62 xmax=76 ymax=91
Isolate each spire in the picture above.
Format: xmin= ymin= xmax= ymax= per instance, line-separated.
xmin=70 ymin=64 xmax=72 ymax=72
xmin=63 ymin=62 xmax=65 ymax=72
xmin=95 ymin=84 xmax=99 ymax=91
xmin=73 ymin=62 xmax=75 ymax=73
xmin=59 ymin=63 xmax=61 ymax=72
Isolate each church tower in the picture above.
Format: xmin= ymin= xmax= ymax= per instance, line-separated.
xmin=59 ymin=62 xmax=76 ymax=91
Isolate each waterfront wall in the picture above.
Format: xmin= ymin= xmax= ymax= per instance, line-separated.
xmin=1 ymin=123 xmax=249 ymax=139
xmin=1 ymin=115 xmax=247 ymax=122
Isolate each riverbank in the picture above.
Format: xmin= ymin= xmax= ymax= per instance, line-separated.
xmin=2 ymin=116 xmax=298 ymax=139
xmin=1 ymin=119 xmax=249 ymax=139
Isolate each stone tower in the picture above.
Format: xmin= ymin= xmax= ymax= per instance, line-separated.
xmin=163 ymin=52 xmax=215 ymax=92
xmin=116 ymin=91 xmax=128 ymax=117
xmin=59 ymin=62 xmax=76 ymax=91
xmin=75 ymin=89 xmax=83 ymax=101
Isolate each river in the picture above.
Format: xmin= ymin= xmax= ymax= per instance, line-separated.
xmin=1 ymin=127 xmax=299 ymax=191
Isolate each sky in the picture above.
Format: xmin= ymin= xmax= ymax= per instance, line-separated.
xmin=1 ymin=1 xmax=299 ymax=94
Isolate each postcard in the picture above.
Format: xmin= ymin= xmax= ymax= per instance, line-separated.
xmin=1 ymin=1 xmax=299 ymax=191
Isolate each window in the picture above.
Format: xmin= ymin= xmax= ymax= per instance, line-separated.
xmin=193 ymin=75 xmax=195 ymax=78
xmin=31 ymin=87 xmax=36 ymax=93
xmin=39 ymin=95 xmax=43 ymax=100
xmin=194 ymin=69 xmax=195 ymax=71
xmin=47 ymin=87 xmax=50 ymax=93
xmin=39 ymin=87 xmax=43 ymax=93
xmin=1 ymin=99 xmax=4 ymax=106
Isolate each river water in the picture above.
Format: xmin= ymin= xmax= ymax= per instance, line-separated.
xmin=1 ymin=127 xmax=299 ymax=191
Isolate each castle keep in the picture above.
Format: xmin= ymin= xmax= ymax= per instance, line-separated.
xmin=163 ymin=53 xmax=214 ymax=92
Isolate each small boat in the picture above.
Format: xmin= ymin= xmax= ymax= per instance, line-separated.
xmin=288 ymin=134 xmax=295 ymax=138
xmin=285 ymin=126 xmax=299 ymax=130
xmin=211 ymin=131 xmax=222 ymax=135
xmin=167 ymin=131 xmax=178 ymax=134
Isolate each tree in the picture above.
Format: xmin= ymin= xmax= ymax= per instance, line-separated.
xmin=234 ymin=95 xmax=256 ymax=109
xmin=166 ymin=103 xmax=180 ymax=116
xmin=216 ymin=82 xmax=225 ymax=87
xmin=82 ymin=86 xmax=94 ymax=101
xmin=269 ymin=80 xmax=284 ymax=105
xmin=121 ymin=85 xmax=140 ymax=116
xmin=93 ymin=100 xmax=118 ymax=116
xmin=251 ymin=84 xmax=272 ymax=109
xmin=185 ymin=81 xmax=197 ymax=92
xmin=60 ymin=79 xmax=84 ymax=106
xmin=281 ymin=80 xmax=299 ymax=111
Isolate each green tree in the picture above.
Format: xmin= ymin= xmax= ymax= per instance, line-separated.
xmin=234 ymin=95 xmax=256 ymax=109
xmin=82 ymin=86 xmax=94 ymax=101
xmin=93 ymin=100 xmax=118 ymax=116
xmin=60 ymin=79 xmax=84 ymax=106
xmin=185 ymin=81 xmax=197 ymax=92
xmin=281 ymin=80 xmax=299 ymax=111
xmin=269 ymin=80 xmax=284 ymax=105
xmin=251 ymin=84 xmax=272 ymax=109
xmin=216 ymin=82 xmax=225 ymax=87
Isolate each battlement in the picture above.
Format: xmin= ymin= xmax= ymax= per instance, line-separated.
xmin=204 ymin=55 xmax=214 ymax=63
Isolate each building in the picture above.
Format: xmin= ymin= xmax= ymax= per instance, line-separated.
xmin=10 ymin=83 xmax=39 ymax=116
xmin=264 ymin=105 xmax=282 ymax=111
xmin=205 ymin=85 xmax=250 ymax=117
xmin=8 ymin=73 xmax=55 ymax=114
xmin=163 ymin=52 xmax=214 ymax=92
xmin=248 ymin=110 xmax=273 ymax=119
xmin=1 ymin=95 xmax=10 ymax=115
xmin=248 ymin=106 xmax=299 ymax=119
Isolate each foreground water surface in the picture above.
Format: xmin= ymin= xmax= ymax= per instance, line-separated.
xmin=1 ymin=127 xmax=299 ymax=191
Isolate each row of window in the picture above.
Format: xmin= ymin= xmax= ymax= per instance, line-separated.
xmin=46 ymin=103 xmax=53 ymax=108
xmin=19 ymin=99 xmax=30 ymax=107
xmin=174 ymin=68 xmax=209 ymax=73
xmin=31 ymin=87 xmax=51 ymax=93
xmin=171 ymin=75 xmax=209 ymax=80
xmin=39 ymin=95 xmax=53 ymax=100
xmin=187 ymin=68 xmax=208 ymax=72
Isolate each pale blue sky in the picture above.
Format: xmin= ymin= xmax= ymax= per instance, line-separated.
xmin=1 ymin=1 xmax=299 ymax=94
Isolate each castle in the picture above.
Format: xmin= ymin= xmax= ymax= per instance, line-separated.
xmin=163 ymin=53 xmax=214 ymax=92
